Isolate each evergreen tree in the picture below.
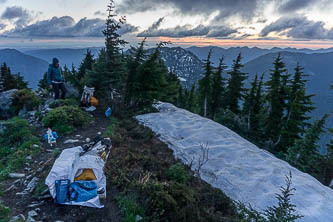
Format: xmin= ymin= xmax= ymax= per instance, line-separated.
xmin=135 ymin=44 xmax=169 ymax=108
xmin=210 ymin=57 xmax=226 ymax=120
xmin=186 ymin=84 xmax=196 ymax=113
xmin=177 ymin=86 xmax=186 ymax=108
xmin=225 ymin=53 xmax=247 ymax=114
xmin=12 ymin=73 xmax=28 ymax=89
xmin=323 ymin=129 xmax=333 ymax=185
xmin=264 ymin=172 xmax=303 ymax=222
xmin=87 ymin=0 xmax=127 ymax=99
xmin=285 ymin=115 xmax=327 ymax=178
xmin=124 ymin=39 xmax=147 ymax=107
xmin=265 ymin=54 xmax=289 ymax=152
xmin=38 ymin=72 xmax=48 ymax=90
xmin=164 ymin=71 xmax=181 ymax=104
xmin=281 ymin=64 xmax=315 ymax=149
xmin=1 ymin=63 xmax=28 ymax=90
xmin=1 ymin=63 xmax=15 ymax=90
xmin=243 ymin=74 xmax=259 ymax=131
xmin=78 ymin=49 xmax=95 ymax=80
xmin=198 ymin=50 xmax=213 ymax=117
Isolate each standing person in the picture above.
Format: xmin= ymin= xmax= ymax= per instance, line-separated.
xmin=47 ymin=58 xmax=66 ymax=100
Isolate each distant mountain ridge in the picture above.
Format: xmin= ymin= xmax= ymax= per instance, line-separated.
xmin=147 ymin=47 xmax=204 ymax=88
xmin=187 ymin=46 xmax=333 ymax=67
xmin=0 ymin=49 xmax=48 ymax=89
xmin=24 ymin=47 xmax=102 ymax=68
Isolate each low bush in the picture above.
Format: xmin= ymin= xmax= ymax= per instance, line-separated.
xmin=167 ymin=163 xmax=189 ymax=184
xmin=11 ymin=89 xmax=40 ymax=114
xmin=103 ymin=117 xmax=119 ymax=138
xmin=43 ymin=105 xmax=93 ymax=134
xmin=48 ymin=98 xmax=79 ymax=109
xmin=0 ymin=202 xmax=11 ymax=222
xmin=116 ymin=194 xmax=145 ymax=222
xmin=0 ymin=117 xmax=40 ymax=180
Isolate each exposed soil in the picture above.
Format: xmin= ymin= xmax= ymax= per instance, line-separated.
xmin=0 ymin=109 xmax=123 ymax=222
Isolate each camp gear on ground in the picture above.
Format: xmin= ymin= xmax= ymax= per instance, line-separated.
xmin=45 ymin=128 xmax=58 ymax=146
xmin=81 ymin=86 xmax=95 ymax=107
xmin=84 ymin=106 xmax=96 ymax=112
xmin=90 ymin=96 xmax=99 ymax=107
xmin=69 ymin=181 xmax=98 ymax=202
xmin=45 ymin=139 xmax=111 ymax=208
xmin=44 ymin=131 xmax=58 ymax=142
xmin=74 ymin=169 xmax=97 ymax=181
xmin=105 ymin=107 xmax=112 ymax=117
xmin=55 ymin=179 xmax=70 ymax=204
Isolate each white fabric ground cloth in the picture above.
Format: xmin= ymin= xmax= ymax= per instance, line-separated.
xmin=45 ymin=141 xmax=109 ymax=208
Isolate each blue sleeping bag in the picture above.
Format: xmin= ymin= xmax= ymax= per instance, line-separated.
xmin=69 ymin=181 xmax=98 ymax=202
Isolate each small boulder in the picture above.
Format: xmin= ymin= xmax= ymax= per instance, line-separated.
xmin=9 ymin=214 xmax=25 ymax=222
xmin=64 ymin=139 xmax=80 ymax=144
xmin=64 ymin=82 xmax=79 ymax=97
xmin=0 ymin=89 xmax=17 ymax=119
xmin=8 ymin=173 xmax=25 ymax=179
xmin=25 ymin=177 xmax=39 ymax=193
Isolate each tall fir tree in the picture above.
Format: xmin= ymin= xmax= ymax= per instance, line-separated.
xmin=124 ymin=39 xmax=147 ymax=107
xmin=265 ymin=54 xmax=289 ymax=152
xmin=225 ymin=53 xmax=247 ymax=114
xmin=135 ymin=44 xmax=169 ymax=108
xmin=251 ymin=73 xmax=266 ymax=141
xmin=164 ymin=71 xmax=181 ymax=104
xmin=198 ymin=49 xmax=213 ymax=117
xmin=78 ymin=49 xmax=95 ymax=80
xmin=1 ymin=63 xmax=28 ymax=90
xmin=243 ymin=74 xmax=259 ymax=131
xmin=281 ymin=64 xmax=315 ymax=149
xmin=210 ymin=57 xmax=227 ymax=120
xmin=87 ymin=0 xmax=127 ymax=99
xmin=186 ymin=84 xmax=196 ymax=113
xmin=285 ymin=115 xmax=327 ymax=179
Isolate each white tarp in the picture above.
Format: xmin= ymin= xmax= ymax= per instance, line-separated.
xmin=45 ymin=141 xmax=110 ymax=208
xmin=136 ymin=102 xmax=333 ymax=222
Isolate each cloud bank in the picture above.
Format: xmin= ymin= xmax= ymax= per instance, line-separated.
xmin=2 ymin=15 xmax=138 ymax=38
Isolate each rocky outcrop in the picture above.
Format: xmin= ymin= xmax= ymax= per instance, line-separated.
xmin=0 ymin=89 xmax=17 ymax=119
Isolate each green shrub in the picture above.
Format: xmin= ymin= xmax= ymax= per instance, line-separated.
xmin=11 ymin=89 xmax=40 ymax=114
xmin=116 ymin=194 xmax=145 ymax=222
xmin=167 ymin=164 xmax=189 ymax=184
xmin=0 ymin=202 xmax=11 ymax=221
xmin=49 ymin=98 xmax=79 ymax=109
xmin=43 ymin=105 xmax=93 ymax=134
xmin=0 ymin=117 xmax=40 ymax=180
xmin=103 ymin=117 xmax=119 ymax=137
xmin=0 ymin=117 xmax=35 ymax=148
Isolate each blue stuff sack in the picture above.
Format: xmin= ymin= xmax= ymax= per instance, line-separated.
xmin=105 ymin=107 xmax=112 ymax=117
xmin=44 ymin=132 xmax=59 ymax=141
xmin=69 ymin=181 xmax=98 ymax=202
xmin=53 ymin=132 xmax=59 ymax=139
xmin=55 ymin=179 xmax=70 ymax=204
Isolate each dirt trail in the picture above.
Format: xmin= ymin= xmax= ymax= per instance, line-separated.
xmin=1 ymin=110 xmax=122 ymax=222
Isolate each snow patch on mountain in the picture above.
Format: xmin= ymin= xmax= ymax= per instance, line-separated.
xmin=137 ymin=102 xmax=333 ymax=222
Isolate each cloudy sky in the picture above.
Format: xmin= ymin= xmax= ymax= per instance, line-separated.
xmin=1 ymin=0 xmax=333 ymax=48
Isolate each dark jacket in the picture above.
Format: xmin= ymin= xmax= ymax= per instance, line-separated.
xmin=47 ymin=58 xmax=64 ymax=85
